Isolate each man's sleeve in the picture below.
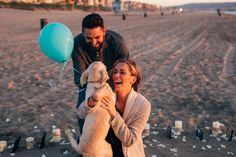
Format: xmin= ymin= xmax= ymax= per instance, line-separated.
xmin=117 ymin=37 xmax=129 ymax=59
xmin=71 ymin=48 xmax=81 ymax=87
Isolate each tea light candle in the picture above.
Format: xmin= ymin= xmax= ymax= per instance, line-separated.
xmin=26 ymin=137 xmax=34 ymax=149
xmin=52 ymin=128 xmax=61 ymax=142
xmin=175 ymin=120 xmax=183 ymax=134
xmin=144 ymin=123 xmax=150 ymax=131
xmin=212 ymin=121 xmax=221 ymax=134
xmin=142 ymin=123 xmax=150 ymax=138
xmin=175 ymin=120 xmax=183 ymax=129
xmin=0 ymin=140 xmax=7 ymax=152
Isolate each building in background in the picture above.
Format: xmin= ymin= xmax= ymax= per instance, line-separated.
xmin=0 ymin=0 xmax=157 ymax=10
xmin=76 ymin=0 xmax=112 ymax=7
xmin=1 ymin=0 xmax=64 ymax=4
xmin=112 ymin=0 xmax=158 ymax=14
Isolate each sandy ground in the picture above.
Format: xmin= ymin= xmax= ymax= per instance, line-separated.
xmin=0 ymin=8 xmax=236 ymax=156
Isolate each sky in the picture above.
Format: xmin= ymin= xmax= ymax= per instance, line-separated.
xmin=137 ymin=0 xmax=236 ymax=6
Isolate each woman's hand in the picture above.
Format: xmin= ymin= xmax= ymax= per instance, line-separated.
xmin=100 ymin=96 xmax=117 ymax=119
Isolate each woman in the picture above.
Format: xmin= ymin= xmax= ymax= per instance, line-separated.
xmin=76 ymin=59 xmax=151 ymax=157
xmin=96 ymin=59 xmax=151 ymax=157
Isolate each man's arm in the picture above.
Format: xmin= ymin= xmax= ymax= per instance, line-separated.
xmin=116 ymin=37 xmax=129 ymax=59
xmin=71 ymin=37 xmax=82 ymax=88
xmin=113 ymin=30 xmax=129 ymax=59
xmin=106 ymin=30 xmax=129 ymax=61
xmin=72 ymin=55 xmax=81 ymax=87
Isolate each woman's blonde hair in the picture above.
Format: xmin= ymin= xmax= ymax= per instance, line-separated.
xmin=111 ymin=59 xmax=141 ymax=91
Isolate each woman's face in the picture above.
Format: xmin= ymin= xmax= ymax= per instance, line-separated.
xmin=112 ymin=62 xmax=136 ymax=93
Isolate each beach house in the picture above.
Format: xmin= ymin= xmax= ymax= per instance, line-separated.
xmin=112 ymin=0 xmax=158 ymax=14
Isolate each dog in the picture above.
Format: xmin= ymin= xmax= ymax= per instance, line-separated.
xmin=65 ymin=61 xmax=115 ymax=157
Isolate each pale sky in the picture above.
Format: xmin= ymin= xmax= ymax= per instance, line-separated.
xmin=137 ymin=0 xmax=236 ymax=6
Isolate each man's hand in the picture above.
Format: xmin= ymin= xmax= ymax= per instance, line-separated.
xmin=87 ymin=96 xmax=98 ymax=108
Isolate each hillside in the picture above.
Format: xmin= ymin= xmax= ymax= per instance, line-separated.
xmin=179 ymin=2 xmax=236 ymax=11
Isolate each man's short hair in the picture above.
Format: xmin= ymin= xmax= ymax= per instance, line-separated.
xmin=82 ymin=13 xmax=104 ymax=32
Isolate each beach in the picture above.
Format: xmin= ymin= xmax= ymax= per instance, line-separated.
xmin=0 ymin=8 xmax=236 ymax=156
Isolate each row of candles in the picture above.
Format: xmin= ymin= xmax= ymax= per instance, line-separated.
xmin=173 ymin=120 xmax=224 ymax=135
xmin=0 ymin=128 xmax=61 ymax=153
xmin=142 ymin=120 xmax=232 ymax=138
xmin=1 ymin=121 xmax=233 ymax=153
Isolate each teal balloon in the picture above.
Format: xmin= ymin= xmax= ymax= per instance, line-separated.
xmin=38 ymin=22 xmax=74 ymax=63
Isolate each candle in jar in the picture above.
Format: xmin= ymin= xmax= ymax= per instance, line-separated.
xmin=175 ymin=120 xmax=182 ymax=129
xmin=52 ymin=128 xmax=61 ymax=142
xmin=142 ymin=123 xmax=150 ymax=138
xmin=212 ymin=121 xmax=221 ymax=134
xmin=26 ymin=137 xmax=34 ymax=149
xmin=175 ymin=120 xmax=183 ymax=133
xmin=0 ymin=141 xmax=7 ymax=152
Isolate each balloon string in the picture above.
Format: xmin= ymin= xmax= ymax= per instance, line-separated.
xmin=60 ymin=62 xmax=67 ymax=81
xmin=48 ymin=62 xmax=68 ymax=89
xmin=48 ymin=62 xmax=81 ymax=89
xmin=48 ymin=79 xmax=57 ymax=88
xmin=72 ymin=66 xmax=80 ymax=74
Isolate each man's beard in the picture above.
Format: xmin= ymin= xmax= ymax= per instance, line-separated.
xmin=89 ymin=42 xmax=103 ymax=51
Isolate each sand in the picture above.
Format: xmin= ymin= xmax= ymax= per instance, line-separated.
xmin=0 ymin=8 xmax=236 ymax=156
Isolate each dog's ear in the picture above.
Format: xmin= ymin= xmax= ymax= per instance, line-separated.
xmin=100 ymin=69 xmax=109 ymax=85
xmin=80 ymin=69 xmax=89 ymax=87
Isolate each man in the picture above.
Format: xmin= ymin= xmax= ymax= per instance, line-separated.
xmin=72 ymin=13 xmax=129 ymax=134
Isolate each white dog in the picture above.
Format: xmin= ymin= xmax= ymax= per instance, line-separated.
xmin=65 ymin=61 xmax=115 ymax=157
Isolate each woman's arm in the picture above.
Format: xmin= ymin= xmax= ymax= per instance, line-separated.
xmin=101 ymin=95 xmax=151 ymax=147
xmin=110 ymin=101 xmax=151 ymax=147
